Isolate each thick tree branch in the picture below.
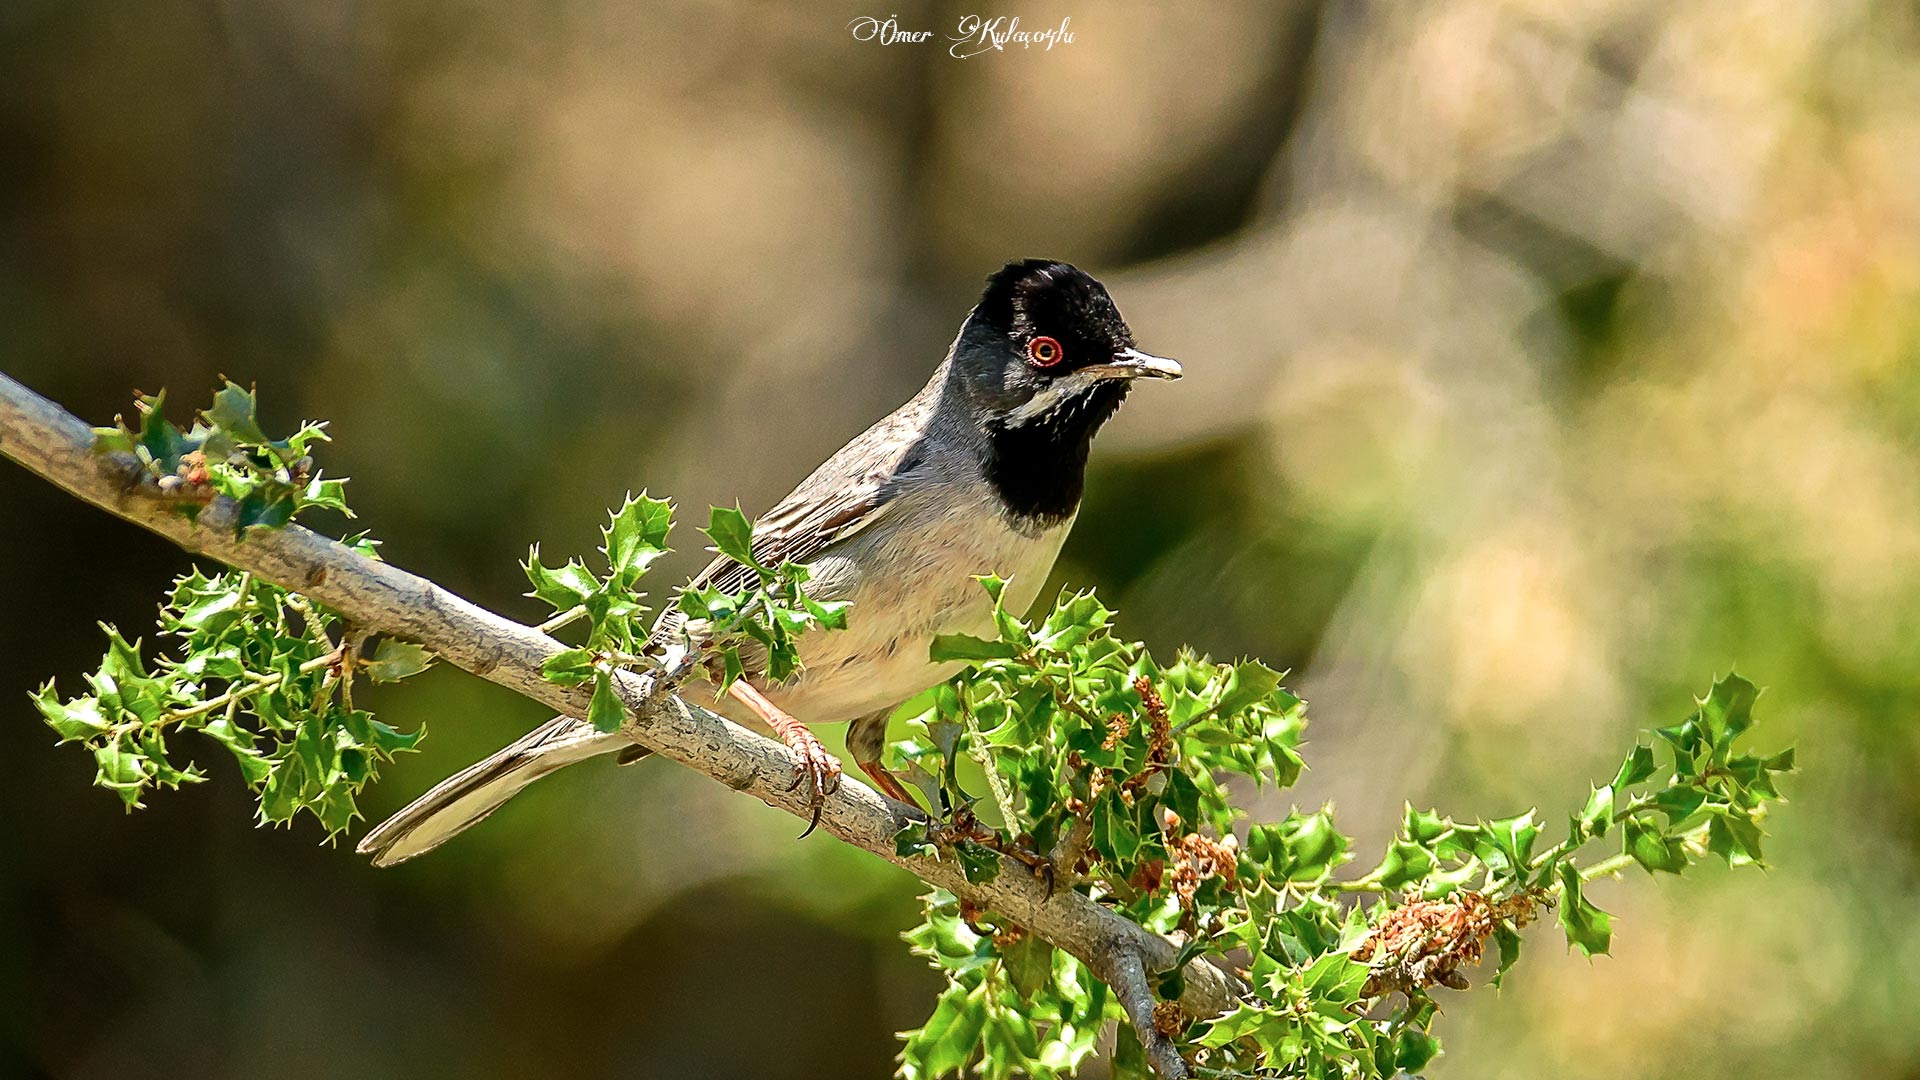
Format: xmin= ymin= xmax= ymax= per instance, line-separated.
xmin=0 ymin=371 xmax=1238 ymax=1061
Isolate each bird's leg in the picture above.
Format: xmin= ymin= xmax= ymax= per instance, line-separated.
xmin=727 ymin=679 xmax=841 ymax=836
xmin=846 ymin=708 xmax=922 ymax=809
xmin=859 ymin=762 xmax=921 ymax=808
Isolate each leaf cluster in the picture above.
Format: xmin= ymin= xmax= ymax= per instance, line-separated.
xmin=529 ymin=492 xmax=675 ymax=731
xmin=892 ymin=582 xmax=1794 ymax=1079
xmin=33 ymin=557 xmax=430 ymax=836
xmin=93 ymin=383 xmax=350 ymax=534
xmin=42 ymin=385 xmax=424 ymax=835
xmin=526 ymin=499 xmax=851 ymax=729
xmin=673 ymin=506 xmax=850 ymax=692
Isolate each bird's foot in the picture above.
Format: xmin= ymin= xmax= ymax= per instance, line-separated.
xmin=776 ymin=719 xmax=843 ymax=835
xmin=726 ymin=679 xmax=842 ymax=836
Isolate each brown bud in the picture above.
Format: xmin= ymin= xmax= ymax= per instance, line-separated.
xmin=1152 ymin=999 xmax=1183 ymax=1038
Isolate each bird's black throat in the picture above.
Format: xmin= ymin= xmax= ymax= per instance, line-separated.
xmin=983 ymin=381 xmax=1129 ymax=526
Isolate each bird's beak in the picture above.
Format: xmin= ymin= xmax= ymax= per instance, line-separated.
xmin=1088 ymin=348 xmax=1183 ymax=381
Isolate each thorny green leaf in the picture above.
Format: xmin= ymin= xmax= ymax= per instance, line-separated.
xmin=588 ymin=670 xmax=626 ymax=734
xmin=363 ymin=640 xmax=433 ymax=683
xmin=1624 ymin=816 xmax=1688 ymax=874
xmin=703 ymin=505 xmax=759 ymax=569
xmin=1557 ymin=863 xmax=1613 ymax=957
xmin=603 ymin=492 xmax=673 ymax=586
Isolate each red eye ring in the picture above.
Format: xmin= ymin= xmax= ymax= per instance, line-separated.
xmin=1027 ymin=335 xmax=1064 ymax=368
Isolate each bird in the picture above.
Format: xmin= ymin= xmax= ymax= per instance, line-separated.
xmin=358 ymin=259 xmax=1181 ymax=866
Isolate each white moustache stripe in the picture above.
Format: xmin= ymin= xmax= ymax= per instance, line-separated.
xmin=1004 ymin=370 xmax=1105 ymax=425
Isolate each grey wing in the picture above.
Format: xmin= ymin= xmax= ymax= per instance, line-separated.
xmin=648 ymin=400 xmax=930 ymax=647
xmin=690 ymin=469 xmax=897 ymax=597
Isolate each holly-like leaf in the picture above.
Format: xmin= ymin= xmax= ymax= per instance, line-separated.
xmin=954 ymin=840 xmax=1001 ymax=884
xmin=603 ymin=492 xmax=673 ymax=583
xmin=999 ymin=935 xmax=1053 ymax=998
xmin=1393 ymin=1029 xmax=1441 ymax=1071
xmin=32 ymin=684 xmax=109 ymax=742
xmin=1613 ymin=743 xmax=1658 ymax=788
xmin=137 ymin=392 xmax=191 ymax=472
xmin=1247 ymin=809 xmax=1348 ymax=880
xmin=1033 ymin=589 xmax=1111 ymax=652
xmin=206 ymin=381 xmax=270 ymax=444
xmin=802 ymin=594 xmax=850 ymax=631
xmin=588 ymin=670 xmax=626 ymax=733
xmin=523 ymin=549 xmax=600 ymax=611
xmin=1490 ymin=922 xmax=1523 ymax=989
xmin=1578 ymin=784 xmax=1614 ymax=840
xmin=1214 ymin=659 xmax=1284 ymax=719
xmin=1652 ymin=785 xmax=1708 ymax=824
xmin=234 ymin=489 xmax=295 ymax=535
xmin=1556 ymin=863 xmax=1612 ymax=957
xmin=1624 ymin=816 xmax=1687 ymax=874
xmin=1197 ymin=1003 xmax=1293 ymax=1049
xmin=704 ymin=505 xmax=759 ymax=569
xmin=1481 ymin=811 xmax=1541 ymax=876
xmin=899 ymin=983 xmax=987 ymax=1080
xmin=205 ymin=717 xmax=273 ymax=783
xmin=365 ymin=718 xmax=426 ymax=757
xmin=1368 ymin=838 xmax=1435 ymax=890
xmin=1696 ymin=673 xmax=1759 ymax=744
xmin=1707 ymin=810 xmax=1765 ymax=867
xmin=719 ymin=645 xmax=746 ymax=694
xmin=975 ymin=575 xmax=1030 ymax=647
xmin=895 ymin=820 xmax=935 ymax=858
xmin=363 ymin=640 xmax=432 ymax=682
xmin=929 ymin=634 xmax=1022 ymax=663
xmin=301 ymin=476 xmax=354 ymax=516
xmin=541 ymin=648 xmax=598 ymax=686
xmin=93 ymin=738 xmax=151 ymax=807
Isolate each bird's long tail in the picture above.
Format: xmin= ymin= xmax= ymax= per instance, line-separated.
xmin=357 ymin=716 xmax=626 ymax=867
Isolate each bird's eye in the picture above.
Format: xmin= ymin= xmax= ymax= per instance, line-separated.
xmin=1027 ymin=336 xmax=1064 ymax=368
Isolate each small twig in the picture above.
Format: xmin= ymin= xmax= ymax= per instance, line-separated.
xmin=533 ymin=604 xmax=586 ymax=635
xmin=284 ymin=594 xmax=337 ymax=654
xmin=1048 ymin=806 xmax=1096 ymax=891
xmin=1331 ymin=874 xmax=1388 ymax=894
xmin=1576 ymin=851 xmax=1637 ymax=882
xmin=337 ymin=623 xmax=372 ymax=712
xmin=958 ymin=682 xmax=1020 ymax=831
xmin=157 ymin=653 xmax=335 ymax=727
xmin=1108 ymin=947 xmax=1190 ymax=1080
xmin=1574 ymin=821 xmax=1711 ymax=884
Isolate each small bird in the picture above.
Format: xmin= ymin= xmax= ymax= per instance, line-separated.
xmin=359 ymin=260 xmax=1181 ymax=866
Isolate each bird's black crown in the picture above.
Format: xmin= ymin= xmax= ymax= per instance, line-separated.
xmin=974 ymin=259 xmax=1136 ymax=372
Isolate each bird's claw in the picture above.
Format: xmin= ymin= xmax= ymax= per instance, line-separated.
xmin=778 ymin=724 xmax=842 ymax=837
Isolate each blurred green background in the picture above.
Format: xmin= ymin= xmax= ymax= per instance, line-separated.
xmin=4 ymin=1 xmax=1919 ymax=1077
